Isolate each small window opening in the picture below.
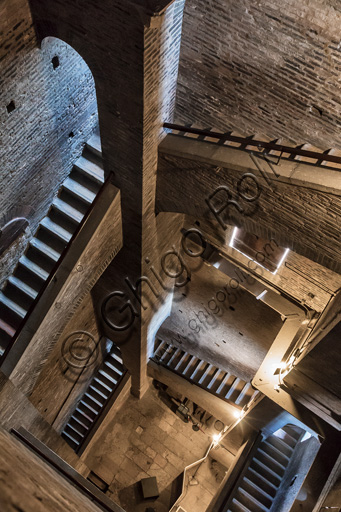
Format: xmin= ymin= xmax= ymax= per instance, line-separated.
xmin=52 ymin=56 xmax=60 ymax=69
xmin=6 ymin=101 xmax=15 ymax=114
xmin=230 ymin=227 xmax=289 ymax=274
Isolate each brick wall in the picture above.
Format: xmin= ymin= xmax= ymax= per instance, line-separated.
xmin=0 ymin=0 xmax=98 ymax=285
xmin=175 ymin=0 xmax=341 ymax=150
xmin=0 ymin=371 xmax=87 ymax=474
xmin=29 ymin=292 xmax=102 ymax=431
xmin=157 ymin=146 xmax=341 ymax=273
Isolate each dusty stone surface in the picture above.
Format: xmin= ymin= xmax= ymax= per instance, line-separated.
xmin=83 ymin=385 xmax=227 ymax=512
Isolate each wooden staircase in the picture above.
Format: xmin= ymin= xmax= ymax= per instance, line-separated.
xmin=0 ymin=131 xmax=104 ymax=356
xmin=152 ymin=339 xmax=258 ymax=409
xmin=226 ymin=425 xmax=303 ymax=512
xmin=62 ymin=343 xmax=126 ymax=452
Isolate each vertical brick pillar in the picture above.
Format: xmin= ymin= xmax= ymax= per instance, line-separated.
xmin=92 ymin=1 xmax=186 ymax=398
xmin=17 ymin=0 xmax=185 ymax=398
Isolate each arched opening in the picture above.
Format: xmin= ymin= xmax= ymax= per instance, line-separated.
xmin=0 ymin=36 xmax=101 ymax=355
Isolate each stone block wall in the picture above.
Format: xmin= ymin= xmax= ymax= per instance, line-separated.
xmin=175 ymin=0 xmax=341 ymax=150
xmin=0 ymin=0 xmax=98 ymax=285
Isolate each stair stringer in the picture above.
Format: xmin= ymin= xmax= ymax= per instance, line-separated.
xmin=0 ymin=130 xmax=104 ymax=357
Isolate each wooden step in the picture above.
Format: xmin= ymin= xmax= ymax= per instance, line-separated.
xmin=52 ymin=197 xmax=84 ymax=224
xmin=63 ymin=177 xmax=96 ymax=205
xmin=40 ymin=216 xmax=73 ymax=243
xmin=18 ymin=255 xmax=49 ymax=281
xmin=29 ymin=237 xmax=61 ymax=262
xmin=74 ymin=155 xmax=104 ymax=186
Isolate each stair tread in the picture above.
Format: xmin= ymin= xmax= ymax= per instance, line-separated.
xmin=89 ymin=385 xmax=109 ymax=400
xmin=174 ymin=352 xmax=188 ymax=371
xmin=99 ymin=368 xmax=118 ymax=383
xmin=71 ymin=415 xmax=90 ymax=431
xmin=243 ymin=476 xmax=274 ymax=504
xmin=63 ymin=177 xmax=96 ymax=204
xmin=154 ymin=340 xmax=168 ymax=359
xmin=215 ymin=372 xmax=233 ymax=394
xmin=84 ymin=393 xmax=104 ymax=408
xmin=237 ymin=487 xmax=269 ymax=512
xmin=8 ymin=276 xmax=38 ymax=300
xmin=75 ymin=155 xmax=104 ymax=185
xmin=80 ymin=400 xmax=98 ymax=415
xmin=75 ymin=408 xmax=95 ymax=424
xmin=252 ymin=458 xmax=281 ymax=485
xmin=105 ymin=358 xmax=124 ymax=373
xmin=235 ymin=382 xmax=252 ymax=404
xmin=0 ymin=292 xmax=27 ymax=318
xmin=263 ymin=439 xmax=290 ymax=462
xmin=87 ymin=133 xmax=102 ymax=156
xmin=62 ymin=430 xmax=80 ymax=446
xmin=19 ymin=255 xmax=49 ymax=280
xmin=257 ymin=448 xmax=286 ymax=471
xmin=30 ymin=237 xmax=61 ymax=262
xmin=0 ymin=319 xmax=15 ymax=337
xmin=267 ymin=434 xmax=294 ymax=454
xmin=281 ymin=425 xmax=301 ymax=442
xmin=109 ymin=351 xmax=124 ymax=366
xmin=230 ymin=499 xmax=251 ymax=512
xmin=198 ymin=364 xmax=215 ymax=384
xmin=52 ymin=197 xmax=84 ymax=224
xmin=207 ymin=368 xmax=223 ymax=389
xmin=167 ymin=347 xmax=182 ymax=367
xmin=40 ymin=217 xmax=73 ymax=243
xmin=182 ymin=354 xmax=198 ymax=374
xmin=247 ymin=467 xmax=278 ymax=495
xmin=225 ymin=377 xmax=244 ymax=399
xmin=93 ymin=377 xmax=113 ymax=391
xmin=159 ymin=344 xmax=173 ymax=362
xmin=65 ymin=422 xmax=84 ymax=439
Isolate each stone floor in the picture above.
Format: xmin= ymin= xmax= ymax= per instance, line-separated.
xmin=83 ymin=384 xmax=227 ymax=512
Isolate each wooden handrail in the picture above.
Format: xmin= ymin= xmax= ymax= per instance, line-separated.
xmin=163 ymin=122 xmax=341 ymax=167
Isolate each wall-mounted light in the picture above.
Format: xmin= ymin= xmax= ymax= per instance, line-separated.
xmin=233 ymin=409 xmax=244 ymax=419
xmin=212 ymin=433 xmax=222 ymax=446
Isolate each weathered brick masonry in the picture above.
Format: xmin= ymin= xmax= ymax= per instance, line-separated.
xmin=25 ymin=0 xmax=185 ymax=396
xmin=156 ymin=149 xmax=341 ymax=273
xmin=0 ymin=0 xmax=98 ymax=284
xmin=175 ymin=0 xmax=341 ymax=150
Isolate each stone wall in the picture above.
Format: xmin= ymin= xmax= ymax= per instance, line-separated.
xmin=176 ymin=0 xmax=341 ymax=150
xmin=0 ymin=0 xmax=98 ymax=285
